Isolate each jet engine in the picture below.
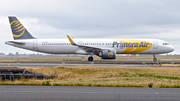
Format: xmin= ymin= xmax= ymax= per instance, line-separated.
xmin=99 ymin=50 xmax=116 ymax=59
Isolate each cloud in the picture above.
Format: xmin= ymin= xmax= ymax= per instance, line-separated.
xmin=0 ymin=0 xmax=179 ymax=54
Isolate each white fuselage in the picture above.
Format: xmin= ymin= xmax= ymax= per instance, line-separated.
xmin=5 ymin=38 xmax=174 ymax=55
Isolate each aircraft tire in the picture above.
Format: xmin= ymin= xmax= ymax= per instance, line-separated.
xmin=153 ymin=58 xmax=157 ymax=62
xmin=88 ymin=57 xmax=93 ymax=61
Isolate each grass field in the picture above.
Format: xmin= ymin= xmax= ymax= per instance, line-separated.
xmin=1 ymin=65 xmax=180 ymax=88
xmin=0 ymin=55 xmax=180 ymax=87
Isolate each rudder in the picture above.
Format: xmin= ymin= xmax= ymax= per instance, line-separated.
xmin=8 ymin=16 xmax=35 ymax=40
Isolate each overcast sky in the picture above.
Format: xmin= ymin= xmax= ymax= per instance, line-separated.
xmin=0 ymin=0 xmax=179 ymax=54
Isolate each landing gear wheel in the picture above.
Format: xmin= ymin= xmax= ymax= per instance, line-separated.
xmin=88 ymin=57 xmax=93 ymax=61
xmin=153 ymin=54 xmax=157 ymax=62
xmin=153 ymin=58 xmax=157 ymax=62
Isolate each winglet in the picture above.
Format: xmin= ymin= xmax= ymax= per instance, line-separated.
xmin=67 ymin=35 xmax=76 ymax=45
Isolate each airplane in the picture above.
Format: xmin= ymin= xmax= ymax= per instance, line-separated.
xmin=5 ymin=16 xmax=174 ymax=61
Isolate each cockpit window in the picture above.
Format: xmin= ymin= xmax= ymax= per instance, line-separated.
xmin=163 ymin=43 xmax=169 ymax=45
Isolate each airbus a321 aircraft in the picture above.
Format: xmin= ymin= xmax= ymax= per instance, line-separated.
xmin=6 ymin=16 xmax=174 ymax=61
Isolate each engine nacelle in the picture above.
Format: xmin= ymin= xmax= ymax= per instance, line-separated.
xmin=99 ymin=50 xmax=116 ymax=59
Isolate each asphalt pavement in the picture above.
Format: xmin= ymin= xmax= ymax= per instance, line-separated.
xmin=0 ymin=86 xmax=180 ymax=101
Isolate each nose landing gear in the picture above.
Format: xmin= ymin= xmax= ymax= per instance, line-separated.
xmin=153 ymin=54 xmax=157 ymax=62
xmin=88 ymin=57 xmax=93 ymax=61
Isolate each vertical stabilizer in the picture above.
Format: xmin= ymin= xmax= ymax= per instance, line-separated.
xmin=8 ymin=16 xmax=35 ymax=40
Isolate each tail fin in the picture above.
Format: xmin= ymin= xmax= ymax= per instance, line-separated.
xmin=8 ymin=16 xmax=35 ymax=40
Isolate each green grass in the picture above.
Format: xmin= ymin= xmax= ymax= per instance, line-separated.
xmin=0 ymin=81 xmax=180 ymax=88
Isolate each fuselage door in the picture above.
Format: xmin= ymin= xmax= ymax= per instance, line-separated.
xmin=33 ymin=40 xmax=38 ymax=49
xmin=78 ymin=41 xmax=82 ymax=45
xmin=153 ymin=40 xmax=158 ymax=49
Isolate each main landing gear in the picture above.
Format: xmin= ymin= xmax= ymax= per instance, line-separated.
xmin=153 ymin=54 xmax=157 ymax=62
xmin=88 ymin=56 xmax=93 ymax=61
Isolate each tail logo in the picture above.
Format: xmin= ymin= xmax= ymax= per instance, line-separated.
xmin=10 ymin=20 xmax=25 ymax=37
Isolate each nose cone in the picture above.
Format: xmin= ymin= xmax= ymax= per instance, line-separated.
xmin=168 ymin=45 xmax=174 ymax=52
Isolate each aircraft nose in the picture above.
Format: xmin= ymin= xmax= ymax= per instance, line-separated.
xmin=169 ymin=45 xmax=174 ymax=52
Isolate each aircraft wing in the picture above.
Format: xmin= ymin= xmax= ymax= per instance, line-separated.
xmin=67 ymin=35 xmax=111 ymax=53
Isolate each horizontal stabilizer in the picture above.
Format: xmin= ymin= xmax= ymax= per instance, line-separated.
xmin=5 ymin=41 xmax=25 ymax=45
